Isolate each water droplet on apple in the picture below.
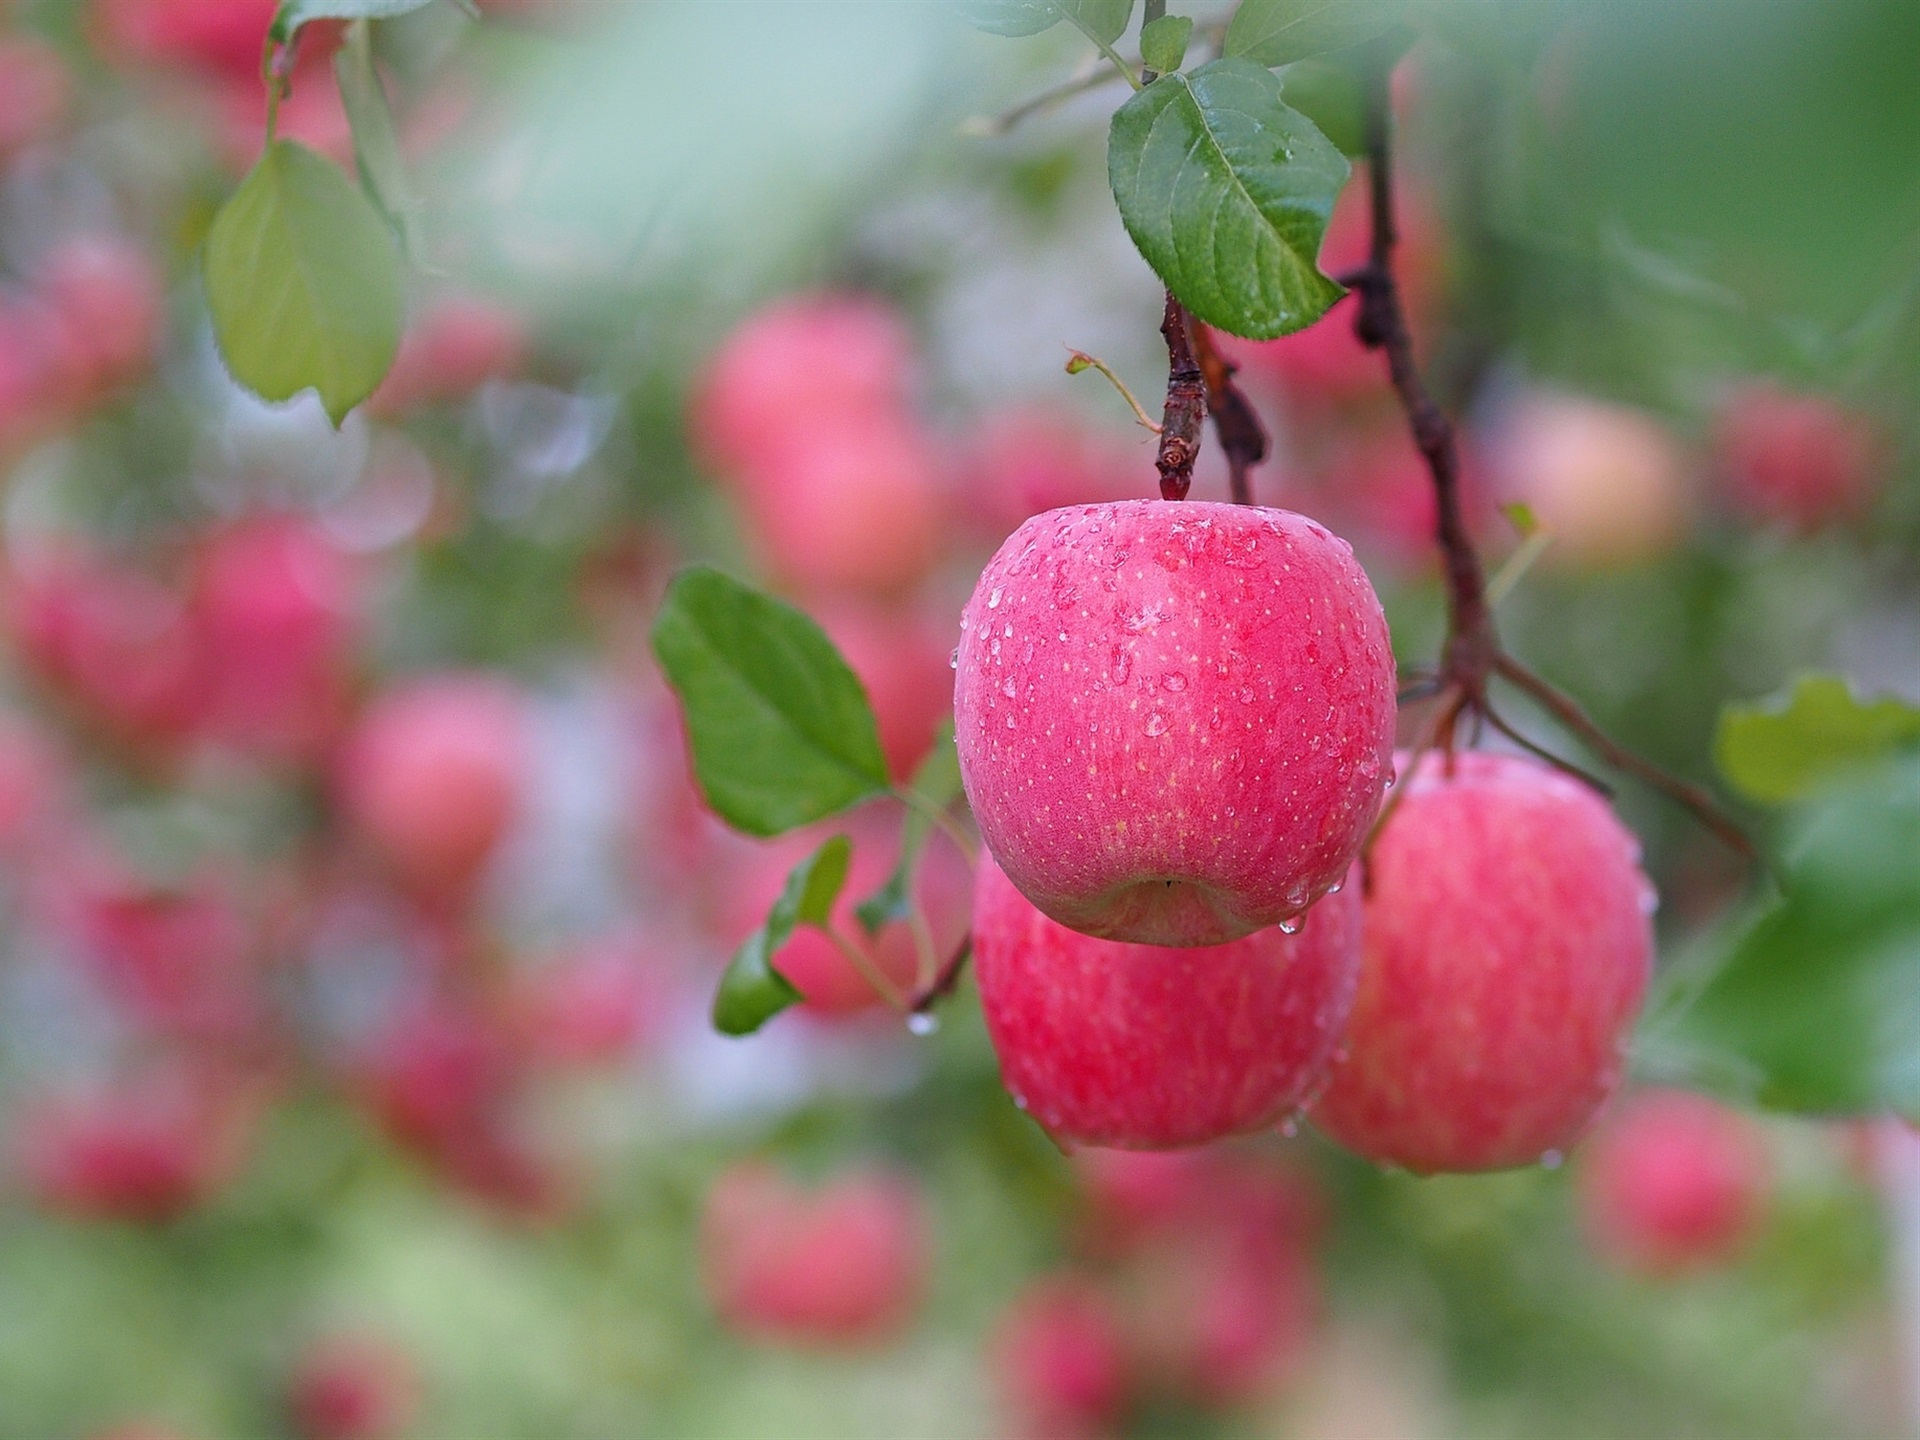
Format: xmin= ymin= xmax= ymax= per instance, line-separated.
xmin=1001 ymin=678 xmax=1017 ymax=699
xmin=1162 ymin=672 xmax=1187 ymax=692
xmin=906 ymin=1012 xmax=938 ymax=1036
xmin=1144 ymin=713 xmax=1167 ymax=737
xmin=1539 ymin=1149 xmax=1564 ymax=1170
xmin=948 ymin=647 xmax=959 ymax=670
xmin=986 ymin=587 xmax=1003 ymax=609
xmin=1278 ymin=918 xmax=1301 ymax=935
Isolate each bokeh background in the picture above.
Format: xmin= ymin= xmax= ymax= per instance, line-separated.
xmin=0 ymin=0 xmax=1917 ymax=1436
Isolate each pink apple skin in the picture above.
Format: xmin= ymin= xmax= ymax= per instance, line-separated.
xmin=690 ymin=293 xmax=915 ymax=477
xmin=733 ymin=414 xmax=946 ymax=597
xmin=89 ymin=0 xmax=283 ymax=80
xmin=1712 ymin=383 xmax=1889 ymax=532
xmin=16 ymin=1067 xmax=257 ymax=1223
xmin=699 ymin=1161 xmax=928 ymax=1347
xmin=973 ymin=853 xmax=1362 ymax=1150
xmin=955 ymin=500 xmax=1395 ymax=946
xmin=42 ymin=234 xmax=164 ymax=400
xmin=288 ymin=1334 xmax=420 ymax=1440
xmin=993 ymin=1277 xmax=1131 ymax=1433
xmin=1312 ymin=751 xmax=1655 ymax=1173
xmin=1485 ymin=391 xmax=1690 ymax=569
xmin=336 ymin=674 xmax=529 ymax=897
xmin=190 ymin=514 xmax=360 ymax=766
xmin=1577 ymin=1089 xmax=1771 ymax=1276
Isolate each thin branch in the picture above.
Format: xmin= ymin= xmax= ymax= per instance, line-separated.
xmin=1482 ymin=703 xmax=1614 ymax=797
xmin=1494 ymin=655 xmax=1757 ymax=863
xmin=1156 ymin=293 xmax=1205 ymax=500
xmin=962 ymin=55 xmax=1121 ymax=136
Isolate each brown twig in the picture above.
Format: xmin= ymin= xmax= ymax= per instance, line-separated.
xmin=1494 ymin=657 xmax=1757 ymax=863
xmin=1344 ymin=50 xmax=1755 ymax=863
xmin=1189 ymin=321 xmax=1268 ymax=504
xmin=1155 ymin=292 xmax=1205 ymax=500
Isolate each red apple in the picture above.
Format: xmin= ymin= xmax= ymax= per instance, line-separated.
xmin=16 ymin=1065 xmax=256 ymax=1223
xmin=6 ymin=541 xmax=205 ymax=755
xmin=732 ymin=413 xmax=947 ymax=597
xmin=90 ymin=0 xmax=283 ymax=80
xmin=1577 ymin=1088 xmax=1771 ymax=1275
xmin=505 ymin=937 xmax=661 ymax=1068
xmin=41 ymin=234 xmax=164 ymax=400
xmin=68 ymin=872 xmax=261 ymax=1044
xmin=189 ymin=514 xmax=361 ymax=766
xmin=289 ymin=1334 xmax=420 ymax=1440
xmin=1484 ymin=391 xmax=1690 ymax=569
xmin=699 ymin=1161 xmax=929 ymax=1347
xmin=690 ymin=293 xmax=916 ymax=477
xmin=992 ymin=1277 xmax=1131 ymax=1433
xmin=972 ymin=852 xmax=1362 ymax=1150
xmin=336 ymin=674 xmax=530 ymax=898
xmin=1712 ymin=382 xmax=1889 ymax=532
xmin=1313 ymin=750 xmax=1654 ymax=1173
xmin=955 ymin=500 xmax=1395 ymax=945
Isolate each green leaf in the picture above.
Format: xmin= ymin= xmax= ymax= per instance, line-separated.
xmin=1109 ymin=58 xmax=1350 ymax=339
xmin=1278 ymin=55 xmax=1367 ymax=156
xmin=650 ymin=568 xmax=890 ymax=837
xmin=1714 ymin=674 xmax=1920 ymax=806
xmin=713 ymin=835 xmax=852 ymax=1036
xmin=334 ymin=22 xmax=425 ymax=261
xmin=1139 ymin=14 xmax=1193 ymax=74
xmin=855 ymin=723 xmax=963 ymax=937
xmin=957 ymin=0 xmax=1135 ymax=47
xmin=203 ymin=141 xmax=404 ymax=426
xmin=270 ymin=0 xmax=447 ymax=43
xmin=1646 ymin=756 xmax=1920 ymax=1115
xmin=1224 ymin=0 xmax=1408 ymax=68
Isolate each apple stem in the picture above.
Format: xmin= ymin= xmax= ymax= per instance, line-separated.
xmin=1155 ymin=293 xmax=1205 ymax=499
xmin=1344 ymin=51 xmax=1758 ymax=865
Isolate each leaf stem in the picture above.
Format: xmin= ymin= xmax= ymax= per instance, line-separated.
xmin=822 ymin=924 xmax=910 ymax=1012
xmin=1066 ymin=348 xmax=1163 ymax=432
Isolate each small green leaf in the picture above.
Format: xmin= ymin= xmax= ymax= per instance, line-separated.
xmin=1109 ymin=58 xmax=1350 ymax=339
xmin=957 ymin=0 xmax=1135 ymax=47
xmin=203 ymin=140 xmax=403 ymax=425
xmin=1645 ymin=756 xmax=1920 ymax=1115
xmin=271 ymin=0 xmax=445 ymax=43
xmin=713 ymin=835 xmax=852 ymax=1036
xmin=1140 ymin=14 xmax=1193 ymax=73
xmin=1501 ymin=501 xmax=1540 ymax=537
xmin=855 ymin=724 xmax=963 ymax=937
xmin=1714 ymin=675 xmax=1920 ymax=806
xmin=1224 ymin=0 xmax=1408 ymax=68
xmin=334 ymin=21 xmax=425 ymax=261
xmin=651 ymin=568 xmax=891 ymax=837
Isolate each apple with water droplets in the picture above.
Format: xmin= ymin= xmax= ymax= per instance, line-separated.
xmin=954 ymin=500 xmax=1395 ymax=946
xmin=972 ymin=852 xmax=1362 ymax=1150
xmin=1312 ymin=750 xmax=1654 ymax=1173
